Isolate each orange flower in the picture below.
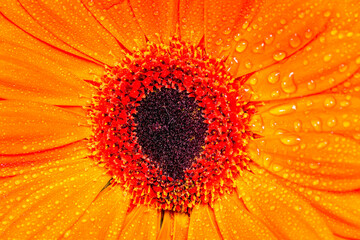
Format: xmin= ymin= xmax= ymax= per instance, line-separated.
xmin=1 ymin=0 xmax=360 ymax=239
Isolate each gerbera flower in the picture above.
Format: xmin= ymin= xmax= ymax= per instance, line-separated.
xmin=1 ymin=0 xmax=359 ymax=239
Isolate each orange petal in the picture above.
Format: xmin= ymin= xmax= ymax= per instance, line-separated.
xmin=63 ymin=186 xmax=131 ymax=239
xmin=213 ymin=193 xmax=277 ymax=239
xmin=249 ymin=93 xmax=360 ymax=191
xmin=0 ymin=100 xmax=91 ymax=155
xmin=157 ymin=211 xmax=190 ymax=240
xmin=287 ymin=184 xmax=360 ymax=239
xmin=179 ymin=0 xmax=204 ymax=45
xmin=128 ymin=0 xmax=178 ymax=44
xmin=0 ymin=14 xmax=102 ymax=106
xmin=322 ymin=213 xmax=360 ymax=240
xmin=157 ymin=211 xmax=172 ymax=240
xmin=187 ymin=204 xmax=222 ymax=240
xmin=0 ymin=156 xmax=110 ymax=239
xmin=2 ymin=0 xmax=126 ymax=65
xmin=0 ymin=141 xmax=88 ymax=177
xmin=80 ymin=0 xmax=147 ymax=51
xmin=204 ymin=0 xmax=263 ymax=57
xmin=204 ymin=0 xmax=360 ymax=100
xmin=118 ymin=205 xmax=161 ymax=239
xmin=237 ymin=169 xmax=334 ymax=239
xmin=242 ymin=1 xmax=360 ymax=101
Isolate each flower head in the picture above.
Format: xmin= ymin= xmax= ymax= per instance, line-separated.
xmin=1 ymin=0 xmax=360 ymax=239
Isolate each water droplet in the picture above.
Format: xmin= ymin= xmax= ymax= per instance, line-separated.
xmin=273 ymin=51 xmax=287 ymax=61
xmin=305 ymin=29 xmax=313 ymax=39
xmin=264 ymin=34 xmax=274 ymax=44
xmin=289 ymin=33 xmax=301 ymax=48
xmin=269 ymin=103 xmax=297 ymax=116
xmin=267 ymin=71 xmax=280 ymax=84
xmin=248 ymin=77 xmax=257 ymax=85
xmin=317 ymin=141 xmax=328 ymax=149
xmin=280 ymin=134 xmax=301 ymax=146
xmin=64 ymin=230 xmax=71 ymax=238
xmin=323 ymin=96 xmax=336 ymax=108
xmin=327 ymin=117 xmax=337 ymax=127
xmin=340 ymin=100 xmax=350 ymax=107
xmin=294 ymin=205 xmax=302 ymax=211
xmin=244 ymin=60 xmax=252 ymax=69
xmin=271 ymin=90 xmax=280 ymax=98
xmin=223 ymin=28 xmax=231 ymax=35
xmin=235 ymin=40 xmax=248 ymax=53
xmin=294 ymin=120 xmax=302 ymax=132
xmin=324 ymin=11 xmax=331 ymax=17
xmin=343 ymin=121 xmax=351 ymax=128
xmin=309 ymin=163 xmax=320 ymax=169
xmin=215 ymin=38 xmax=223 ymax=46
xmin=263 ymin=155 xmax=272 ymax=167
xmin=307 ymin=79 xmax=316 ymax=90
xmin=252 ymin=42 xmax=265 ymax=53
xmin=233 ymin=33 xmax=241 ymax=41
xmin=338 ymin=63 xmax=348 ymax=73
xmin=272 ymin=164 xmax=283 ymax=172
xmin=356 ymin=56 xmax=360 ymax=65
xmin=311 ymin=118 xmax=322 ymax=131
xmin=281 ymin=72 xmax=297 ymax=93
xmin=323 ymin=54 xmax=332 ymax=62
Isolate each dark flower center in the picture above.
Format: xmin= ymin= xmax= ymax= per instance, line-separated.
xmin=134 ymin=88 xmax=208 ymax=180
xmin=88 ymin=39 xmax=256 ymax=212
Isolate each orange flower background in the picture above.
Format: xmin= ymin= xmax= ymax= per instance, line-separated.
xmin=1 ymin=0 xmax=360 ymax=239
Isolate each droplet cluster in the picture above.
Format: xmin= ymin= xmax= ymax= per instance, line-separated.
xmin=88 ymin=39 xmax=256 ymax=212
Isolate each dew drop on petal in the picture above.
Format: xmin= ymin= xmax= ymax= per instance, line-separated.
xmin=273 ymin=51 xmax=287 ymax=61
xmin=356 ymin=56 xmax=360 ymax=65
xmin=323 ymin=54 xmax=332 ymax=62
xmin=252 ymin=41 xmax=265 ymax=53
xmin=338 ymin=63 xmax=348 ymax=73
xmin=289 ymin=33 xmax=301 ymax=48
xmin=248 ymin=76 xmax=257 ymax=85
xmin=233 ymin=33 xmax=241 ymax=42
xmin=340 ymin=100 xmax=350 ymax=107
xmin=264 ymin=33 xmax=274 ymax=44
xmin=305 ymin=29 xmax=313 ymax=39
xmin=307 ymin=79 xmax=316 ymax=90
xmin=311 ymin=118 xmax=322 ymax=131
xmin=267 ymin=71 xmax=280 ymax=84
xmin=235 ymin=40 xmax=248 ymax=53
xmin=280 ymin=135 xmax=301 ymax=146
xmin=309 ymin=163 xmax=320 ymax=169
xmin=327 ymin=117 xmax=337 ymax=127
xmin=269 ymin=103 xmax=297 ymax=116
xmin=317 ymin=141 xmax=328 ymax=149
xmin=263 ymin=155 xmax=272 ymax=168
xmin=323 ymin=96 xmax=336 ymax=108
xmin=271 ymin=90 xmax=280 ymax=98
xmin=294 ymin=120 xmax=302 ymax=132
xmin=281 ymin=72 xmax=297 ymax=94
xmin=223 ymin=28 xmax=231 ymax=35
xmin=272 ymin=163 xmax=283 ymax=172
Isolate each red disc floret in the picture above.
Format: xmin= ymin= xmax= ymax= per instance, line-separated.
xmin=88 ymin=39 xmax=256 ymax=212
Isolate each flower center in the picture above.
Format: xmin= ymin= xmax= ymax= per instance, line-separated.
xmin=134 ymin=88 xmax=208 ymax=180
xmin=88 ymin=38 xmax=256 ymax=212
